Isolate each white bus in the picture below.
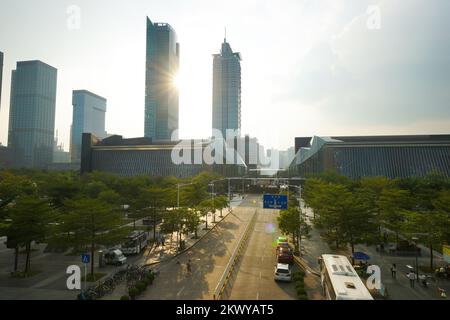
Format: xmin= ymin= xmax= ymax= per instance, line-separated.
xmin=318 ymin=254 xmax=374 ymax=300
xmin=121 ymin=230 xmax=148 ymax=255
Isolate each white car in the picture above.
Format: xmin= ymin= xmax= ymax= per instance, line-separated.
xmin=274 ymin=263 xmax=292 ymax=282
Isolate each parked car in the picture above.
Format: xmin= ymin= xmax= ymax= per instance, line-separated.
xmin=277 ymin=247 xmax=294 ymax=264
xmin=274 ymin=263 xmax=292 ymax=282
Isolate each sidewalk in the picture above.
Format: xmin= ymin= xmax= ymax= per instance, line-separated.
xmin=100 ymin=196 xmax=243 ymax=299
xmin=299 ymin=200 xmax=450 ymax=300
xmin=143 ymin=208 xmax=230 ymax=265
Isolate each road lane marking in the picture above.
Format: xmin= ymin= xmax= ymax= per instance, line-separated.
xmin=176 ymin=286 xmax=185 ymax=297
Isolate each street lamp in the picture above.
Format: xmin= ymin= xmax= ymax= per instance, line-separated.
xmin=209 ymin=183 xmax=216 ymax=224
xmin=411 ymin=236 xmax=419 ymax=282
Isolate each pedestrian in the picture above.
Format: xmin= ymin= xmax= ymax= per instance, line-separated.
xmin=161 ymin=235 xmax=165 ymax=246
xmin=186 ymin=259 xmax=192 ymax=273
xmin=408 ymin=272 xmax=416 ymax=288
xmin=390 ymin=263 xmax=397 ymax=279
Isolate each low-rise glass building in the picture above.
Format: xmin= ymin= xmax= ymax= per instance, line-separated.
xmin=289 ymin=135 xmax=450 ymax=179
xmin=81 ymin=134 xmax=247 ymax=178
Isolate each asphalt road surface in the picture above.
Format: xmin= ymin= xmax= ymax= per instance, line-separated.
xmin=227 ymin=198 xmax=297 ymax=300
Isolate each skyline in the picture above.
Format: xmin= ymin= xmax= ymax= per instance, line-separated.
xmin=1 ymin=0 xmax=450 ymax=152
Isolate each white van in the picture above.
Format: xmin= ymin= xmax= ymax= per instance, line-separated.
xmin=104 ymin=249 xmax=127 ymax=266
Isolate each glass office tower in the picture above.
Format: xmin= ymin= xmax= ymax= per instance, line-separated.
xmin=0 ymin=51 xmax=3 ymax=109
xmin=70 ymin=90 xmax=107 ymax=162
xmin=8 ymin=60 xmax=57 ymax=168
xmin=212 ymin=38 xmax=242 ymax=139
xmin=145 ymin=17 xmax=180 ymax=141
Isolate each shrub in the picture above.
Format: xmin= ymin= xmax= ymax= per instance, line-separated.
xmin=295 ymin=280 xmax=305 ymax=289
xmin=296 ymin=286 xmax=307 ymax=296
xmin=294 ymin=276 xmax=305 ymax=284
xmin=136 ymin=281 xmax=147 ymax=292
xmin=298 ymin=294 xmax=308 ymax=300
xmin=294 ymin=270 xmax=305 ymax=277
xmin=128 ymin=287 xmax=139 ymax=300
xmin=120 ymin=295 xmax=130 ymax=300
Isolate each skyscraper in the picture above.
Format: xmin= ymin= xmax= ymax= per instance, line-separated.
xmin=145 ymin=17 xmax=180 ymax=141
xmin=212 ymin=37 xmax=242 ymax=139
xmin=70 ymin=90 xmax=107 ymax=162
xmin=8 ymin=60 xmax=57 ymax=168
xmin=0 ymin=51 xmax=3 ymax=108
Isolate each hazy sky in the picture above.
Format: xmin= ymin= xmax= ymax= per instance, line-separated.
xmin=0 ymin=0 xmax=449 ymax=151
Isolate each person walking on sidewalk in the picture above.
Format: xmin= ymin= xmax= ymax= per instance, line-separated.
xmin=186 ymin=259 xmax=192 ymax=274
xmin=408 ymin=272 xmax=416 ymax=288
xmin=390 ymin=264 xmax=397 ymax=279
xmin=161 ymin=235 xmax=165 ymax=246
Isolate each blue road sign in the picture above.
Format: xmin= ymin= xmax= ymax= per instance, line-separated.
xmin=263 ymin=194 xmax=288 ymax=210
xmin=81 ymin=253 xmax=90 ymax=264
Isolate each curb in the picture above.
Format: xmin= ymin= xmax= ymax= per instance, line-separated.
xmin=294 ymin=256 xmax=320 ymax=277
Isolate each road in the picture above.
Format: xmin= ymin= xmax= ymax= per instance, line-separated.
xmin=227 ymin=198 xmax=297 ymax=300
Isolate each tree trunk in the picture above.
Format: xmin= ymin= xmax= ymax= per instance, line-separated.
xmin=90 ymin=241 xmax=95 ymax=276
xmin=153 ymin=210 xmax=157 ymax=241
xmin=25 ymin=242 xmax=31 ymax=273
xmin=205 ymin=214 xmax=208 ymax=230
xmin=429 ymin=243 xmax=433 ymax=270
xmin=350 ymin=239 xmax=355 ymax=265
xmin=14 ymin=246 xmax=19 ymax=272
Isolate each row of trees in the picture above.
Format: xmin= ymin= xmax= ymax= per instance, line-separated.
xmin=277 ymin=193 xmax=311 ymax=254
xmin=302 ymin=171 xmax=450 ymax=269
xmin=0 ymin=170 xmax=229 ymax=276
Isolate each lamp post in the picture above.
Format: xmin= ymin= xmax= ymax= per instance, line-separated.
xmin=209 ymin=183 xmax=216 ymax=223
xmin=412 ymin=236 xmax=419 ymax=282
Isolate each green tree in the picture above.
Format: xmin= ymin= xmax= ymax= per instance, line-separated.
xmin=6 ymin=196 xmax=56 ymax=273
xmin=215 ymin=195 xmax=229 ymax=218
xmin=377 ymin=188 xmax=412 ymax=245
xmin=184 ymin=208 xmax=202 ymax=239
xmin=56 ymin=198 xmax=129 ymax=276
xmin=278 ymin=207 xmax=310 ymax=253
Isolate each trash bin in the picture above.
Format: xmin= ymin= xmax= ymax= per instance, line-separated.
xmin=98 ymin=250 xmax=104 ymax=268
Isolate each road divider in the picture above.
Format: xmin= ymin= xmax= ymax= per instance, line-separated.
xmin=293 ymin=255 xmax=320 ymax=277
xmin=213 ymin=210 xmax=257 ymax=300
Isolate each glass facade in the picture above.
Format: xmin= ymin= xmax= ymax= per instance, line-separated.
xmin=145 ymin=17 xmax=180 ymax=141
xmin=290 ymin=135 xmax=450 ymax=179
xmin=8 ymin=60 xmax=57 ymax=168
xmin=0 ymin=51 xmax=3 ymax=109
xmin=212 ymin=40 xmax=242 ymax=138
xmin=71 ymin=90 xmax=107 ymax=162
xmin=80 ymin=134 xmax=247 ymax=178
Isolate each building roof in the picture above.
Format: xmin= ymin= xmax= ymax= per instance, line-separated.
xmin=73 ymin=89 xmax=107 ymax=102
